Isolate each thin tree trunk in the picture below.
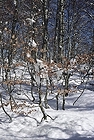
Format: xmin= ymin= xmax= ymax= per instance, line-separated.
xmin=38 ymin=77 xmax=47 ymax=120
xmin=62 ymin=94 xmax=65 ymax=110
xmin=0 ymin=92 xmax=12 ymax=122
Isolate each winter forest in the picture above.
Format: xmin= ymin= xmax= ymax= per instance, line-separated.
xmin=0 ymin=0 xmax=94 ymax=140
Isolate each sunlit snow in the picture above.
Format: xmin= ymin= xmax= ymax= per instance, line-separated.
xmin=0 ymin=60 xmax=94 ymax=140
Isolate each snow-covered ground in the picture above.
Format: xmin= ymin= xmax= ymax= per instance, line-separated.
xmin=0 ymin=86 xmax=94 ymax=140
xmin=0 ymin=60 xmax=94 ymax=140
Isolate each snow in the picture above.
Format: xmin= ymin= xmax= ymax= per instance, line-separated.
xmin=26 ymin=18 xmax=35 ymax=26
xmin=0 ymin=89 xmax=94 ymax=140
xmin=14 ymin=0 xmax=17 ymax=6
xmin=0 ymin=62 xmax=94 ymax=140
xmin=28 ymin=38 xmax=37 ymax=47
xmin=27 ymin=53 xmax=31 ymax=58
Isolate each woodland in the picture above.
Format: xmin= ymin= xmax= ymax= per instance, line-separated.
xmin=0 ymin=0 xmax=94 ymax=124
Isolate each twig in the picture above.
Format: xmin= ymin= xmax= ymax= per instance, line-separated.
xmin=73 ymin=80 xmax=88 ymax=105
xmin=73 ymin=89 xmax=85 ymax=105
xmin=23 ymin=91 xmax=33 ymax=102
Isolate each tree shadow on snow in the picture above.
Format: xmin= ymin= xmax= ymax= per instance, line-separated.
xmin=31 ymin=135 xmax=94 ymax=140
xmin=63 ymin=135 xmax=94 ymax=140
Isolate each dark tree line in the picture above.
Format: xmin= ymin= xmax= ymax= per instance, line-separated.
xmin=0 ymin=0 xmax=94 ymax=61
